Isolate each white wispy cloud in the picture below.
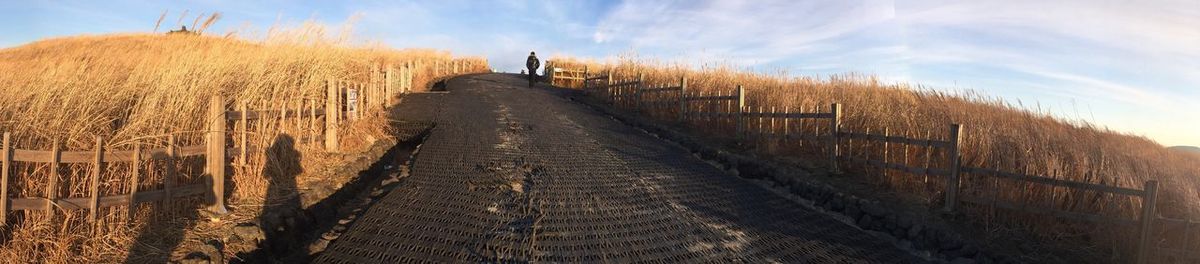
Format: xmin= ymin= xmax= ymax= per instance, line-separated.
xmin=594 ymin=0 xmax=897 ymax=65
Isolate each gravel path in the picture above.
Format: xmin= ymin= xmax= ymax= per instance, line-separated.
xmin=313 ymin=74 xmax=926 ymax=263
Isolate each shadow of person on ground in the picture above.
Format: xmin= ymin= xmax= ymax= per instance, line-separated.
xmin=257 ymin=134 xmax=303 ymax=261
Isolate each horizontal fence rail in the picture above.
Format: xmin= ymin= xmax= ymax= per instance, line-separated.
xmin=8 ymin=145 xmax=204 ymax=163
xmin=225 ymin=109 xmax=327 ymax=121
xmin=961 ymin=167 xmax=1145 ymax=196
xmin=568 ymin=66 xmax=1186 ymax=264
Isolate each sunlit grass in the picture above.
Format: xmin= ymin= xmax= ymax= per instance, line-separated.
xmin=0 ymin=22 xmax=486 ymax=262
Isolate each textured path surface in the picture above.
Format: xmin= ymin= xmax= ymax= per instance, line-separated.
xmin=314 ymin=74 xmax=925 ymax=263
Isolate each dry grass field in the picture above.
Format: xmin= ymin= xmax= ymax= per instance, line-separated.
xmin=549 ymin=56 xmax=1200 ymax=258
xmin=0 ymin=23 xmax=486 ymax=262
xmin=0 ymin=17 xmax=1191 ymax=264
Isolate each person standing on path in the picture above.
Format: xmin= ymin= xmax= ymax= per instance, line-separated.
xmin=526 ymin=51 xmax=540 ymax=87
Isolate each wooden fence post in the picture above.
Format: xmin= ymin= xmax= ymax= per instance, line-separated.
xmin=882 ymin=127 xmax=890 ymax=180
xmin=127 ymin=143 xmax=140 ymax=221
xmin=1 ymin=132 xmax=9 ymax=226
xmin=89 ymin=136 xmax=104 ymax=225
xmin=356 ymin=83 xmax=364 ymax=120
xmin=238 ymin=102 xmax=248 ymax=166
xmin=377 ymin=78 xmax=386 ymax=110
xmin=386 ymin=65 xmax=395 ymax=106
xmin=338 ymin=81 xmax=346 ymax=121
xmin=397 ymin=63 xmax=405 ymax=94
xmin=325 ymin=80 xmax=340 ymax=152
xmin=549 ymin=61 xmax=556 ymax=86
xmin=369 ymin=81 xmax=378 ymax=114
xmin=606 ymin=72 xmax=614 ymax=103
xmin=582 ymin=65 xmax=589 ymax=90
xmin=400 ymin=63 xmax=407 ymax=94
xmin=371 ymin=63 xmax=379 ymax=94
xmin=782 ymin=107 xmax=791 ymax=143
xmin=756 ymin=106 xmax=765 ymax=139
xmin=735 ymin=85 xmax=746 ymax=140
xmin=164 ymin=135 xmax=176 ymax=214
xmin=1136 ymin=180 xmax=1160 ymax=264
xmin=943 ymin=123 xmax=963 ymax=212
xmin=206 ymin=95 xmax=228 ymax=214
xmin=400 ymin=63 xmax=408 ymax=94
xmin=829 ymin=103 xmax=841 ymax=174
xmin=368 ymin=81 xmax=375 ymax=114
xmin=613 ymin=76 xmax=621 ymax=105
xmin=348 ymin=83 xmax=357 ymax=121
xmin=295 ymin=99 xmax=304 ymax=138
xmin=678 ymin=76 xmax=688 ymax=123
xmin=306 ymin=99 xmax=315 ymax=146
xmin=334 ymin=81 xmax=343 ymax=121
xmin=48 ymin=139 xmax=59 ymax=216
xmin=346 ymin=83 xmax=355 ymax=121
xmin=636 ymin=73 xmax=645 ymax=111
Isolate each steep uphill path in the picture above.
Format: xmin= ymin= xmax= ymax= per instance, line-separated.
xmin=314 ymin=73 xmax=926 ymax=263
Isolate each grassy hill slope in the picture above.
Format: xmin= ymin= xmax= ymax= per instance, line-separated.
xmin=0 ymin=30 xmax=484 ymax=262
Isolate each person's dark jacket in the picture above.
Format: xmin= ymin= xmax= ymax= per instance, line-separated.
xmin=526 ymin=55 xmax=540 ymax=72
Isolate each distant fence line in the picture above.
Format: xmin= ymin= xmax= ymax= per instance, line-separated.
xmin=0 ymin=59 xmax=485 ymax=231
xmin=550 ymin=63 xmax=1193 ymax=264
xmin=544 ymin=61 xmax=586 ymax=88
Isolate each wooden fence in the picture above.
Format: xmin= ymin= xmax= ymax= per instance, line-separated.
xmin=0 ymin=133 xmax=211 ymax=226
xmin=578 ymin=68 xmax=1189 ymax=264
xmin=545 ymin=61 xmax=586 ymax=88
xmin=0 ymin=59 xmax=483 ymax=230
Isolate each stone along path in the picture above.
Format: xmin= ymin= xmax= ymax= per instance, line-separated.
xmin=314 ymin=74 xmax=926 ymax=263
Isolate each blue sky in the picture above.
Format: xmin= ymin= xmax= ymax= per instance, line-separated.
xmin=1 ymin=0 xmax=1197 ymax=147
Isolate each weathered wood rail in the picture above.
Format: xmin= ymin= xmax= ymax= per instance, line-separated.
xmin=572 ymin=67 xmax=1188 ymax=264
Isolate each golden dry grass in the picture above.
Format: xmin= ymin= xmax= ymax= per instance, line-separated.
xmin=551 ymin=56 xmax=1200 ymax=257
xmin=0 ymin=23 xmax=486 ymax=262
